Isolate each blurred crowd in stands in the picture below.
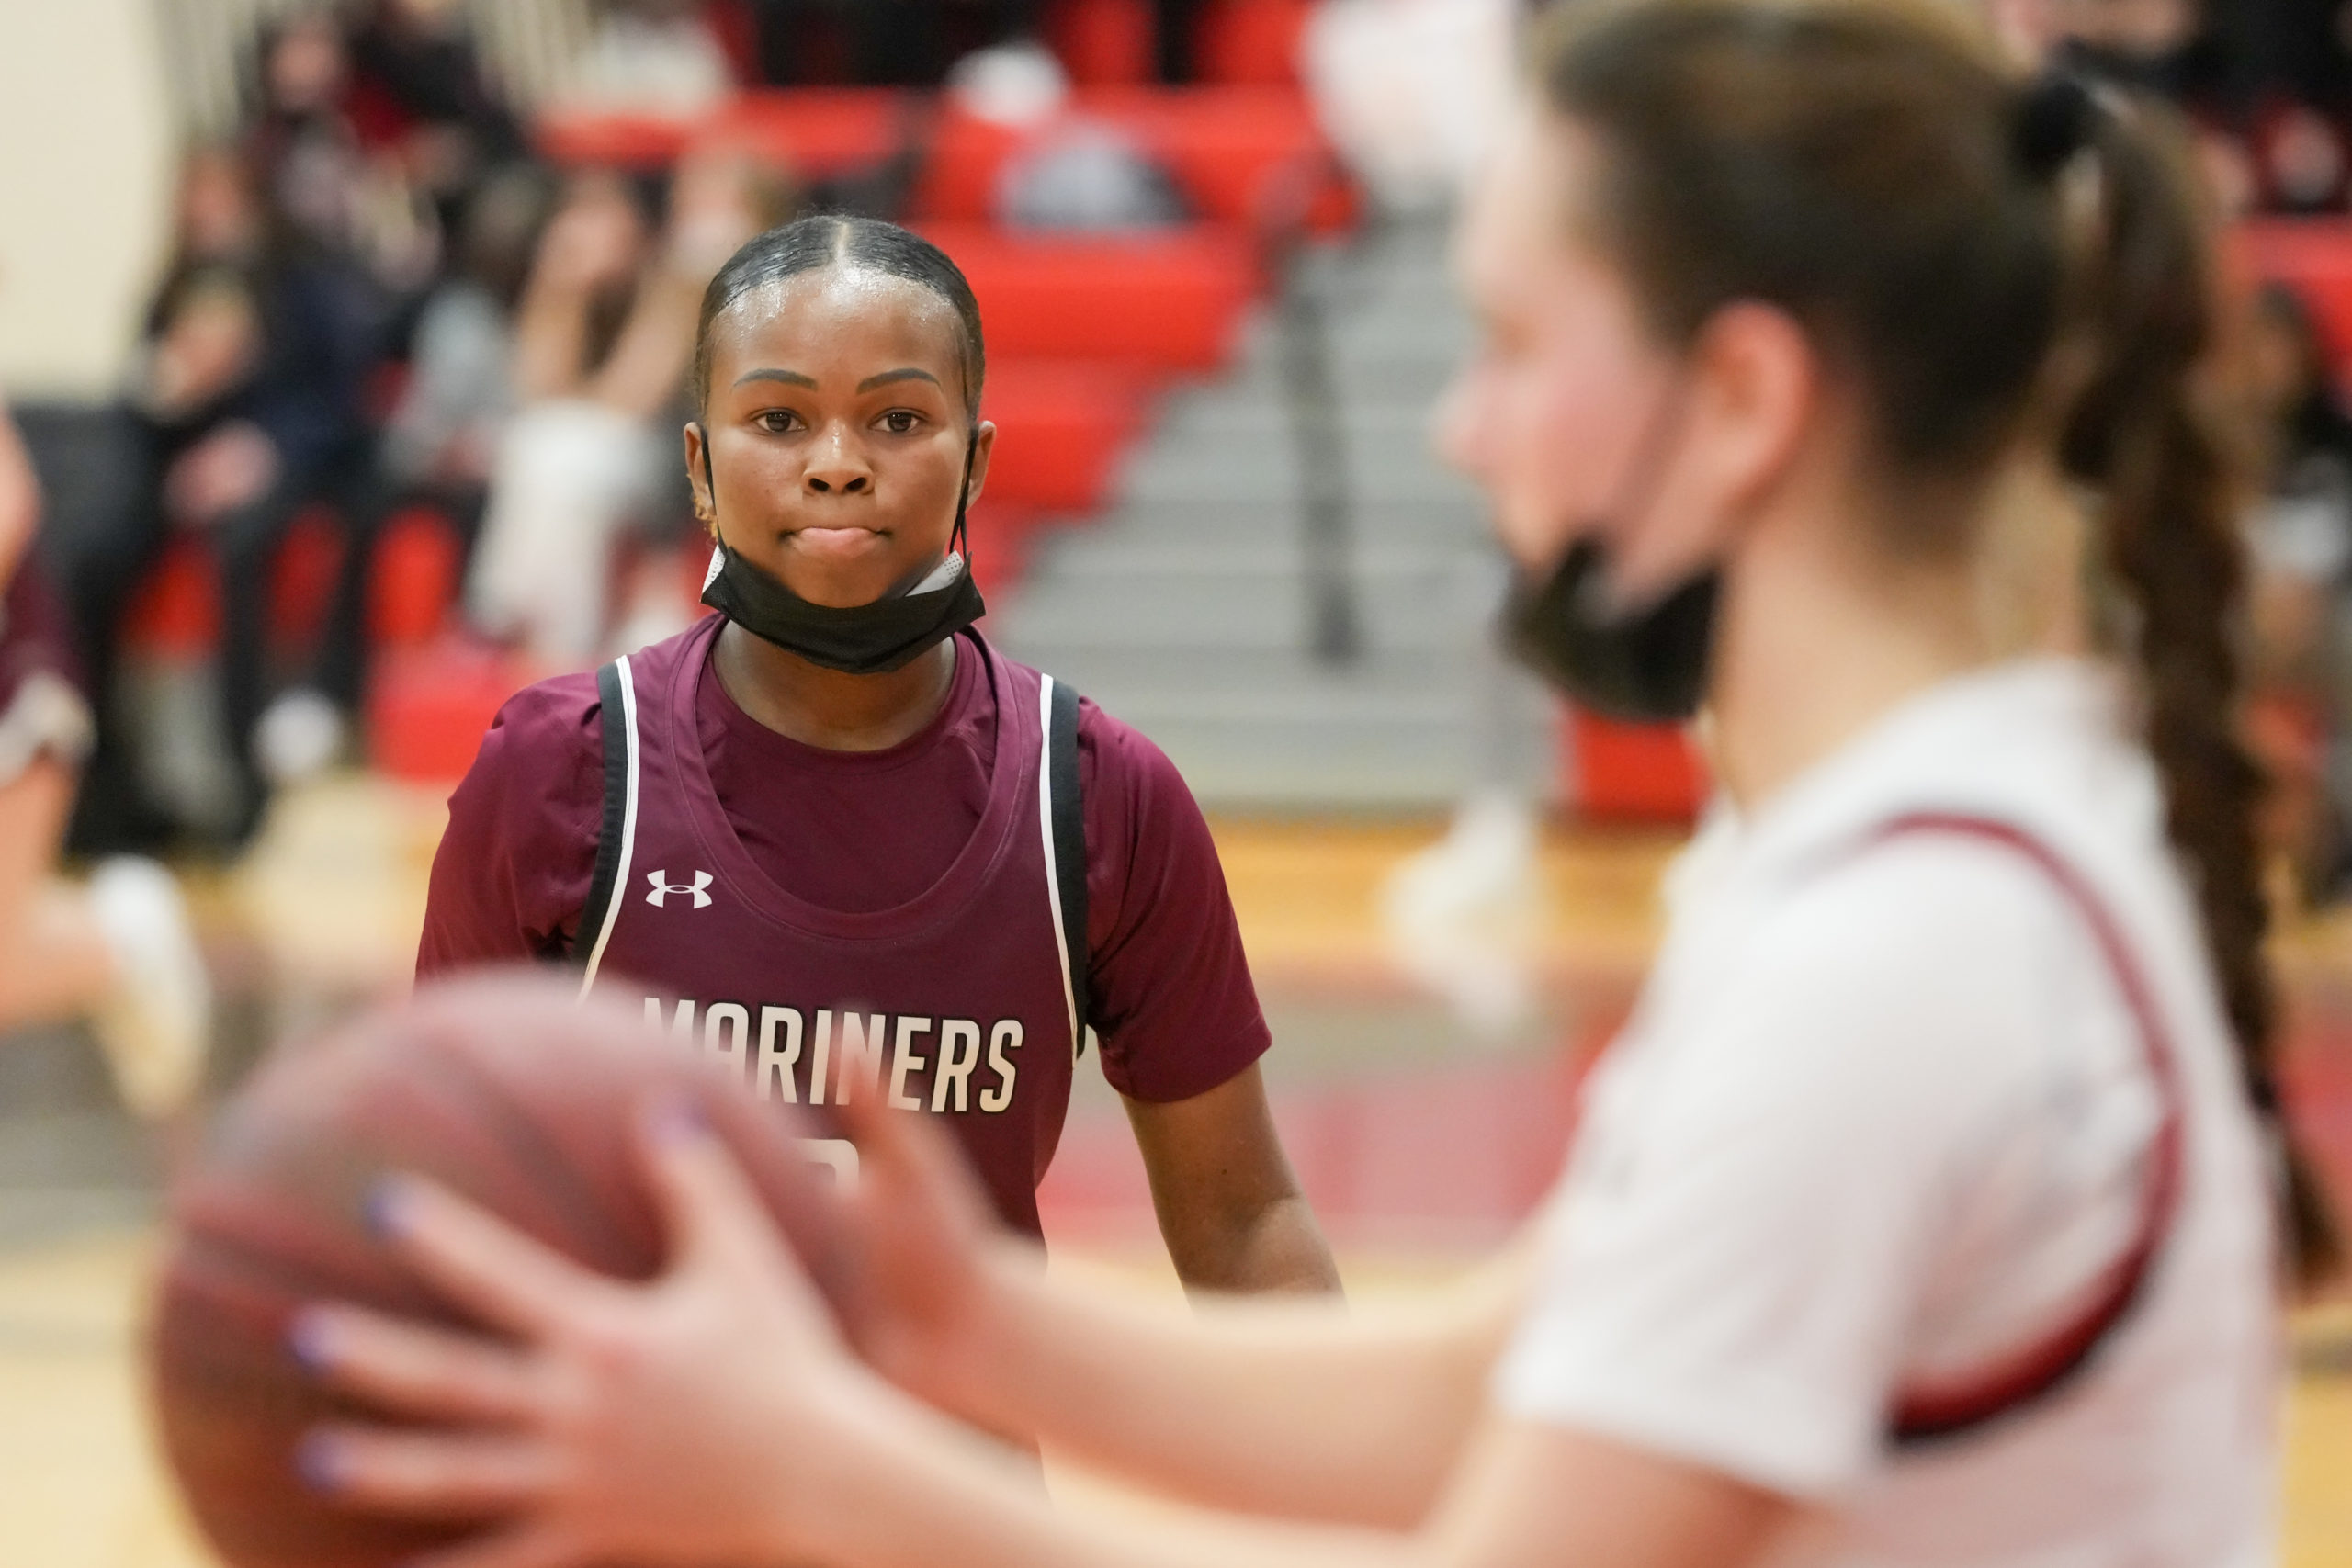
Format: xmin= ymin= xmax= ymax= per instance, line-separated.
xmin=17 ymin=0 xmax=2352 ymax=912
xmin=11 ymin=0 xmax=1175 ymax=858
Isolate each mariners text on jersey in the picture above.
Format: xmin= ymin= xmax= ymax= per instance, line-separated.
xmin=647 ymin=995 xmax=1024 ymax=1114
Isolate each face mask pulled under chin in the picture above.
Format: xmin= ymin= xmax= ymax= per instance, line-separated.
xmin=694 ymin=421 xmax=988 ymax=675
xmin=1503 ymin=537 xmax=1721 ymax=725
xmin=699 ymin=543 xmax=987 ymax=675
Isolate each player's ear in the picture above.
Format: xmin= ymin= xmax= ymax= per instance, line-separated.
xmin=961 ymin=421 xmax=997 ymax=511
xmin=1686 ymin=300 xmax=1815 ymax=524
xmin=684 ymin=422 xmax=716 ymax=531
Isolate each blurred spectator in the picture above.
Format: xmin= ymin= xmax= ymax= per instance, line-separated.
xmin=559 ymin=0 xmax=740 ymax=115
xmin=244 ymin=9 xmax=439 ymax=295
xmin=345 ymin=0 xmax=530 ymax=238
xmin=1306 ymin=0 xmax=1516 ymax=214
xmin=252 ymin=163 xmax=563 ymax=790
xmin=752 ymin=0 xmax=1042 ymax=86
xmin=2048 ymin=0 xmax=2216 ymax=90
xmin=466 ymin=152 xmax=786 ymax=665
xmin=2253 ymin=102 xmax=2352 ymax=212
xmin=46 ymin=146 xmax=388 ymax=849
xmin=379 ymin=165 xmax=554 ymax=505
xmin=2039 ymin=0 xmax=2352 ymax=213
xmin=1149 ymin=0 xmax=1209 ymax=83
xmin=2242 ymin=284 xmax=2352 ymax=898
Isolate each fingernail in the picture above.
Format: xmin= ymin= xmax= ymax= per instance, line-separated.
xmin=363 ymin=1178 xmax=413 ymax=1239
xmin=286 ymin=1310 xmax=337 ymax=1371
xmin=294 ymin=1432 xmax=345 ymax=1493
xmin=647 ymin=1095 xmax=708 ymax=1146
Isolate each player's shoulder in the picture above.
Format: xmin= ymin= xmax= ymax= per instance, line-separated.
xmin=981 ymin=643 xmax=1202 ymax=830
xmin=974 ymin=641 xmax=1170 ymax=775
xmin=1700 ymin=828 xmax=2090 ymax=1106
xmin=483 ymin=668 xmax=604 ymax=759
xmin=478 ymin=620 xmax=708 ymax=765
xmin=1759 ymin=829 xmax=2083 ymax=998
xmin=450 ymin=669 xmax=609 ymax=825
xmin=1057 ymin=677 xmax=1190 ymax=802
xmin=439 ymin=666 xmax=608 ymax=864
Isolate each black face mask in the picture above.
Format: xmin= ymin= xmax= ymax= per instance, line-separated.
xmin=1500 ymin=379 xmax=1721 ymax=724
xmin=695 ymin=425 xmax=988 ymax=676
xmin=1504 ymin=541 xmax=1721 ymax=723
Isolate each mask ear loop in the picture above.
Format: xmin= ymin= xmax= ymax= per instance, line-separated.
xmin=949 ymin=426 xmax=977 ymax=566
xmin=695 ymin=423 xmax=729 ymax=554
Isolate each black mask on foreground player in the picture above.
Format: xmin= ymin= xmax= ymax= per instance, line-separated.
xmin=695 ymin=427 xmax=988 ymax=675
xmin=1502 ymin=375 xmax=1720 ymax=723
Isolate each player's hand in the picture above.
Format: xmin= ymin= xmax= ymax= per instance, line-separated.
xmin=828 ymin=1090 xmax=1030 ymax=1416
xmin=289 ymin=1099 xmax=854 ymax=1568
xmin=164 ymin=423 xmax=278 ymax=527
xmin=0 ymin=398 xmax=39 ymax=592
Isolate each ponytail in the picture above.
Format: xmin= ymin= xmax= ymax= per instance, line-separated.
xmin=2057 ymin=98 xmax=2343 ymax=1288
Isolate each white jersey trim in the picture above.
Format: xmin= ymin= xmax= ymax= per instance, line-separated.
xmin=1037 ymin=675 xmax=1080 ymax=1053
xmin=577 ymin=653 xmax=641 ymax=997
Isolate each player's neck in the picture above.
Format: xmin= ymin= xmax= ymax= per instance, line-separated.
xmin=710 ymin=622 xmax=959 ymax=752
xmin=1706 ymin=490 xmax=1992 ymax=811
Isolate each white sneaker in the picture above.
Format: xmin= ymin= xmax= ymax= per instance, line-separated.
xmin=254 ymin=689 xmax=345 ymax=786
xmin=1380 ymin=792 xmax=1544 ymax=1040
xmin=86 ymin=857 xmax=213 ymax=1118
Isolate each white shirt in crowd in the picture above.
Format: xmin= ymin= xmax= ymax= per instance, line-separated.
xmin=1497 ymin=659 xmax=2283 ymax=1567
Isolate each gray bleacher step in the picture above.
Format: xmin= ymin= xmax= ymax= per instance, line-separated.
xmin=1126 ymin=726 xmax=1481 ymax=808
xmin=1061 ymin=496 xmax=1493 ymax=547
xmin=1115 ymin=447 xmax=1485 ymax=509
xmin=1010 ymin=642 xmax=1491 ymax=694
xmin=1002 ymin=570 xmax=1490 ymax=647
xmin=1025 ymin=539 xmax=1480 ymax=581
xmin=1148 ymin=395 xmax=1448 ymax=444
xmin=998 ymin=212 xmax=1545 ymax=810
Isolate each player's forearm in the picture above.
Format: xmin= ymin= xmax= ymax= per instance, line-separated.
xmin=1172 ymin=1191 xmax=1343 ymax=1296
xmin=587 ymin=265 xmax=702 ymax=421
xmin=942 ymin=1244 xmax=1510 ymax=1529
xmin=797 ymin=1365 xmax=1431 ymax=1568
xmin=510 ymin=280 xmax=595 ymax=403
xmin=0 ymin=400 xmax=35 ymax=587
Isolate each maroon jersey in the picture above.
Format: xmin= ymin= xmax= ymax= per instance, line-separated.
xmin=0 ymin=564 xmax=90 ymax=787
xmin=419 ymin=616 xmax=1272 ymax=1234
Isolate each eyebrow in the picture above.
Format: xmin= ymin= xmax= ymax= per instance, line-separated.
xmin=857 ymin=367 xmax=943 ymax=393
xmin=732 ymin=368 xmax=819 ymax=389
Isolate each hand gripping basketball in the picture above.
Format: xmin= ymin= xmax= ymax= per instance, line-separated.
xmin=146 ymin=972 xmax=858 ymax=1568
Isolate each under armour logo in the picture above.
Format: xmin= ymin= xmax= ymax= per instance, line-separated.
xmin=645 ymin=870 xmax=714 ymax=909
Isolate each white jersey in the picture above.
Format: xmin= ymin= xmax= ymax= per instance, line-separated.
xmin=1495 ymin=659 xmax=2283 ymax=1567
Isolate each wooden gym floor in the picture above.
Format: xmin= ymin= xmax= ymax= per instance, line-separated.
xmin=0 ymin=779 xmax=2346 ymax=1564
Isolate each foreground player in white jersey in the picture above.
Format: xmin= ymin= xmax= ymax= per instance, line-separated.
xmin=290 ymin=0 xmax=2337 ymax=1562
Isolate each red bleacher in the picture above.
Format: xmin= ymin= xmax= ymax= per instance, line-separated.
xmin=123 ymin=506 xmax=462 ymax=663
xmin=2232 ymin=220 xmax=2352 ymax=367
xmin=135 ymin=13 xmax=1353 ymax=784
xmin=921 ymin=221 xmax=1259 ymax=368
xmin=981 ymin=360 xmax=1154 ymax=512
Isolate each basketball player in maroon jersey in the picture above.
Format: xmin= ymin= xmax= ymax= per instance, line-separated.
xmin=417 ymin=216 xmax=1337 ymax=1291
xmin=0 ymin=395 xmax=210 ymax=1116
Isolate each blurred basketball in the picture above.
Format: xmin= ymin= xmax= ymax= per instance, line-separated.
xmin=145 ymin=971 xmax=853 ymax=1568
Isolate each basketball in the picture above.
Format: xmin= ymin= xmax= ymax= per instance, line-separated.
xmin=143 ymin=972 xmax=853 ymax=1568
